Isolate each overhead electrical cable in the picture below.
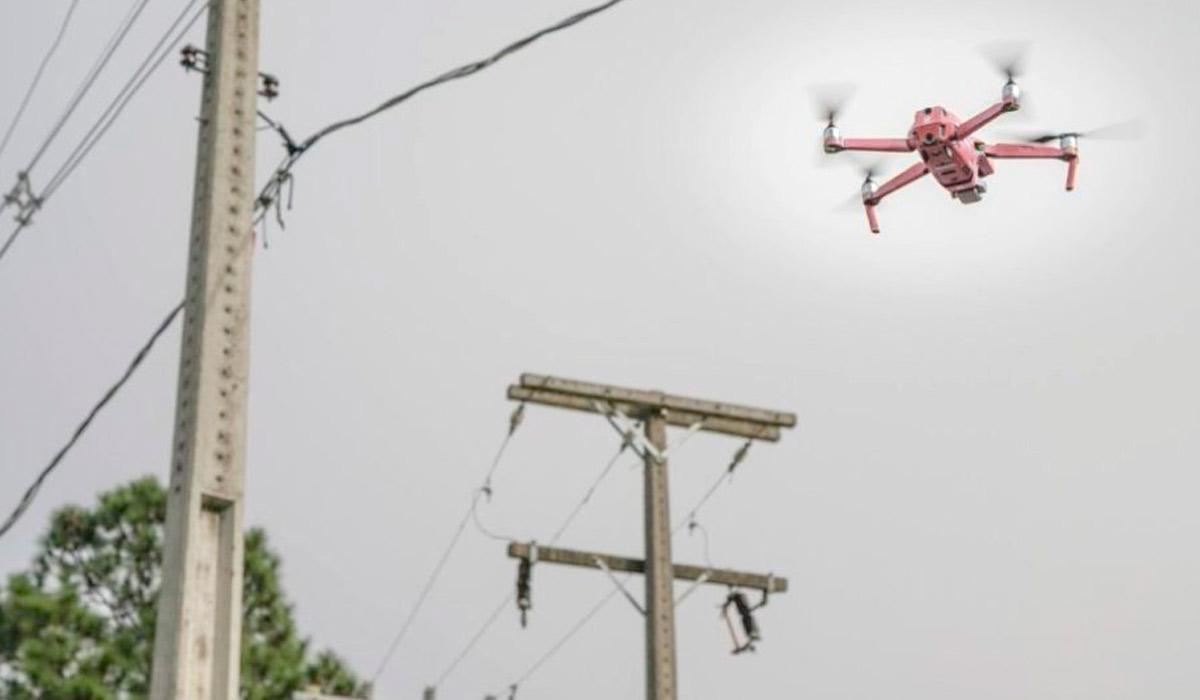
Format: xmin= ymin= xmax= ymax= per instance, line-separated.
xmin=1 ymin=0 xmax=206 ymax=268
xmin=432 ymin=417 xmax=712 ymax=693
xmin=483 ymin=442 xmax=758 ymax=697
xmin=23 ymin=0 xmax=154 ymax=175
xmin=42 ymin=0 xmax=207 ymax=201
xmin=0 ymin=301 xmax=184 ymax=541
xmin=252 ymin=0 xmax=632 ymax=229
xmin=1 ymin=0 xmax=629 ymax=547
xmin=0 ymin=0 xmax=85 ymax=172
xmin=370 ymin=406 xmax=527 ymax=684
xmin=429 ymin=436 xmax=635 ymax=691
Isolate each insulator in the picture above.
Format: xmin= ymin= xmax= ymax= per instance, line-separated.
xmin=729 ymin=592 xmax=761 ymax=643
xmin=516 ymin=558 xmax=533 ymax=627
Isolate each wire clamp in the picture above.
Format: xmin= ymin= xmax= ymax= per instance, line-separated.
xmin=8 ymin=173 xmax=41 ymax=226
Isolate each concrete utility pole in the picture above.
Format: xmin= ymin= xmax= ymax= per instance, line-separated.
xmin=149 ymin=1 xmax=260 ymax=698
xmin=506 ymin=374 xmax=796 ymax=700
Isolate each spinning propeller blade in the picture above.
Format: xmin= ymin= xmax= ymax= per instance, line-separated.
xmin=809 ymin=82 xmax=857 ymax=125
xmin=999 ymin=118 xmax=1148 ymax=144
xmin=979 ymin=41 xmax=1030 ymax=83
xmin=828 ymin=154 xmax=884 ymax=212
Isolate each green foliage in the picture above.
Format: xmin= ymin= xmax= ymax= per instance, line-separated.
xmin=0 ymin=477 xmax=364 ymax=699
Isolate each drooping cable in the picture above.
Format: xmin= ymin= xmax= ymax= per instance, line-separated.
xmin=0 ymin=0 xmax=85 ymax=172
xmin=252 ymin=0 xmax=632 ymax=232
xmin=429 ymin=434 xmax=635 ymax=691
xmin=370 ymin=405 xmax=527 ymax=684
xmin=0 ymin=301 xmax=184 ymax=541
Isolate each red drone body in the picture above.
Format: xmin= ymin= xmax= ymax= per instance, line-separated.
xmin=821 ymin=81 xmax=1079 ymax=234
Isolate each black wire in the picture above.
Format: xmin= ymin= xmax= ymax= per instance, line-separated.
xmin=434 ymin=592 xmax=516 ymax=687
xmin=0 ymin=301 xmax=184 ymax=541
xmin=431 ymin=438 xmax=635 ymax=691
xmin=485 ymin=445 xmax=753 ymax=695
xmin=25 ymin=0 xmax=155 ymax=174
xmin=0 ymin=0 xmax=84 ymax=168
xmin=253 ymin=0 xmax=631 ymax=223
xmin=507 ymin=586 xmax=622 ymax=693
xmin=42 ymin=0 xmax=207 ymax=201
xmin=0 ymin=220 xmax=30 ymax=267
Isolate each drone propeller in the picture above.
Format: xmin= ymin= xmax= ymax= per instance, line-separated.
xmin=1000 ymin=117 xmax=1148 ymax=144
xmin=830 ymin=155 xmax=884 ymax=212
xmin=979 ymin=41 xmax=1030 ymax=84
xmin=809 ymin=82 xmax=857 ymax=126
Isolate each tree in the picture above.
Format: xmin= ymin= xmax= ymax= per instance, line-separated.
xmin=0 ymin=477 xmax=365 ymax=699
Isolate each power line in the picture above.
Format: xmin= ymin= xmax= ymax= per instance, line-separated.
xmin=0 ymin=221 xmax=30 ymax=267
xmin=429 ymin=437 xmax=636 ymax=693
xmin=0 ymin=1 xmax=207 ymax=268
xmin=0 ymin=301 xmax=184 ymax=542
xmin=42 ymin=0 xmax=207 ymax=201
xmin=505 ymin=585 xmax=623 ymax=695
xmin=433 ymin=591 xmax=516 ymax=688
xmin=370 ymin=407 xmax=527 ymax=683
xmin=3 ymin=0 xmax=626 ymax=544
xmin=0 ymin=0 xmax=84 ymax=171
xmin=24 ymin=0 xmax=154 ymax=175
xmin=252 ymin=0 xmax=632 ymax=230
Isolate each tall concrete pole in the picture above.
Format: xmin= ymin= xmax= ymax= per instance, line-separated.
xmin=643 ymin=410 xmax=677 ymax=700
xmin=149 ymin=1 xmax=260 ymax=698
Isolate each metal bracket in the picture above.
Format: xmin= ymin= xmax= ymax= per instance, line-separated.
xmin=180 ymin=45 xmax=280 ymax=100
xmin=4 ymin=172 xmax=41 ymax=225
xmin=590 ymin=400 xmax=702 ymax=464
xmin=673 ymin=570 xmax=711 ymax=607
xmin=594 ymin=557 xmax=644 ymax=615
xmin=591 ymin=399 xmax=663 ymax=462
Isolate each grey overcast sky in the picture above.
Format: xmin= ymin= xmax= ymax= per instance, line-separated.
xmin=2 ymin=0 xmax=1198 ymax=698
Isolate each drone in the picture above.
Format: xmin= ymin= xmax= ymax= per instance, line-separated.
xmin=818 ymin=46 xmax=1142 ymax=234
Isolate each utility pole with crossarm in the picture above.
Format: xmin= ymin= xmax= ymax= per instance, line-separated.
xmin=506 ymin=373 xmax=797 ymax=700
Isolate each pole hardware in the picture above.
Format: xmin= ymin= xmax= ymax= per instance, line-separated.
xmin=515 ymin=542 xmax=537 ymax=628
xmin=721 ymin=586 xmax=769 ymax=655
xmin=180 ymin=44 xmax=280 ymax=100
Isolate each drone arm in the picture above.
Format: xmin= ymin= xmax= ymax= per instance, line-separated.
xmin=838 ymin=137 xmax=913 ymax=153
xmin=958 ymin=98 xmax=1018 ymax=140
xmin=863 ymin=161 xmax=929 ymax=234
xmin=983 ymin=143 xmax=1079 ymax=191
xmin=983 ymin=143 xmax=1069 ymax=159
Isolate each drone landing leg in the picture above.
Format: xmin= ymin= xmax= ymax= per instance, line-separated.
xmin=863 ymin=161 xmax=930 ymax=234
xmin=983 ymin=143 xmax=1079 ymax=191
